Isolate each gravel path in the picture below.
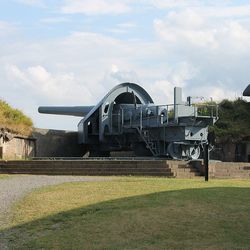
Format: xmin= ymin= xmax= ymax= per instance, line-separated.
xmin=0 ymin=175 xmax=112 ymax=227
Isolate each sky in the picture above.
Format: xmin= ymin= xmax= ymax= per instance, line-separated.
xmin=0 ymin=0 xmax=250 ymax=131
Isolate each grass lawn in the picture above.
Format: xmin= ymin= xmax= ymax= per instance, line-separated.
xmin=0 ymin=174 xmax=11 ymax=179
xmin=2 ymin=178 xmax=250 ymax=249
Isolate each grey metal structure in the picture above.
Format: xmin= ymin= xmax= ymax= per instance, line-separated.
xmin=39 ymin=82 xmax=218 ymax=159
xmin=243 ymin=84 xmax=250 ymax=96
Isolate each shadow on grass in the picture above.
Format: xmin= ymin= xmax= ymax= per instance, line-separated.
xmin=1 ymin=187 xmax=250 ymax=250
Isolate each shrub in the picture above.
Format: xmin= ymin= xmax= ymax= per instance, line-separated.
xmin=211 ymin=98 xmax=250 ymax=142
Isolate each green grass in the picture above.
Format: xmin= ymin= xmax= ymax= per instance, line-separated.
xmin=0 ymin=174 xmax=11 ymax=179
xmin=0 ymin=99 xmax=33 ymax=136
xmin=2 ymin=178 xmax=250 ymax=249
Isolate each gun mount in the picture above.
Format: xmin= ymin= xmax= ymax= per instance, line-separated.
xmin=39 ymin=82 xmax=218 ymax=159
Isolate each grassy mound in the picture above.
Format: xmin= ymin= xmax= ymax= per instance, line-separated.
xmin=0 ymin=100 xmax=33 ymax=136
xmin=2 ymin=178 xmax=250 ymax=249
xmin=212 ymin=98 xmax=250 ymax=142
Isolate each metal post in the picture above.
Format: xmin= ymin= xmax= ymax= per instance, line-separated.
xmin=118 ymin=111 xmax=120 ymax=133
xmin=110 ymin=112 xmax=112 ymax=134
xmin=204 ymin=143 xmax=209 ymax=181
xmin=140 ymin=107 xmax=142 ymax=131
xmin=163 ymin=126 xmax=166 ymax=155
xmin=121 ymin=108 xmax=124 ymax=131
xmin=156 ymin=106 xmax=159 ymax=127
xmin=166 ymin=105 xmax=169 ymax=124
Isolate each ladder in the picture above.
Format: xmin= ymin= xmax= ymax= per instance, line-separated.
xmin=136 ymin=128 xmax=160 ymax=156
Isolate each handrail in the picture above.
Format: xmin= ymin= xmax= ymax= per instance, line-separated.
xmin=108 ymin=103 xmax=218 ymax=132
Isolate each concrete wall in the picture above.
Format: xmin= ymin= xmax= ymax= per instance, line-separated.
xmin=211 ymin=141 xmax=250 ymax=162
xmin=33 ymin=128 xmax=86 ymax=157
xmin=0 ymin=135 xmax=35 ymax=160
xmin=209 ymin=161 xmax=250 ymax=178
xmin=0 ymin=128 xmax=86 ymax=159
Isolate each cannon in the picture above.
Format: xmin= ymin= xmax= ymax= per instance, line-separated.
xmin=39 ymin=82 xmax=218 ymax=159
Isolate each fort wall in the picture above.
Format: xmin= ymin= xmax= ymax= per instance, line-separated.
xmin=0 ymin=128 xmax=85 ymax=160
xmin=33 ymin=128 xmax=85 ymax=157
xmin=0 ymin=134 xmax=35 ymax=160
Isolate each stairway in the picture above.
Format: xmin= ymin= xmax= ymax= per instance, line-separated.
xmin=0 ymin=159 xmax=174 ymax=177
xmin=136 ymin=128 xmax=160 ymax=156
xmin=167 ymin=160 xmax=202 ymax=178
xmin=1 ymin=160 xmax=249 ymax=179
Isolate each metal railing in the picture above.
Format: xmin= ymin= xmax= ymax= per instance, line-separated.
xmin=104 ymin=103 xmax=218 ymax=134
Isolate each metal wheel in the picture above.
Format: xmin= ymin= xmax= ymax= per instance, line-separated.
xmin=187 ymin=145 xmax=200 ymax=160
xmin=167 ymin=142 xmax=182 ymax=160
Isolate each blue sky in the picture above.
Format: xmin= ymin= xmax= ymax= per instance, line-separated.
xmin=0 ymin=0 xmax=250 ymax=130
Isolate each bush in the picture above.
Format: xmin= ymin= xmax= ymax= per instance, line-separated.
xmin=211 ymin=98 xmax=250 ymax=142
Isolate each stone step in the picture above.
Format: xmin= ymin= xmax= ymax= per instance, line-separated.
xmin=0 ymin=169 xmax=174 ymax=176
xmin=175 ymin=174 xmax=201 ymax=179
xmin=0 ymin=160 xmax=167 ymax=165
xmin=0 ymin=164 xmax=170 ymax=170
xmin=214 ymin=169 xmax=250 ymax=173
xmin=212 ymin=173 xmax=250 ymax=178
xmin=0 ymin=167 xmax=172 ymax=173
xmin=0 ymin=163 xmax=169 ymax=169
xmin=0 ymin=159 xmax=203 ymax=178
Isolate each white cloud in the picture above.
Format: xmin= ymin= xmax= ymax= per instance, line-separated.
xmin=1 ymin=31 xmax=142 ymax=107
xmin=148 ymin=62 xmax=198 ymax=104
xmin=5 ymin=64 xmax=93 ymax=104
xmin=221 ymin=21 xmax=250 ymax=52
xmin=106 ymin=22 xmax=137 ymax=34
xmin=168 ymin=62 xmax=197 ymax=86
xmin=154 ymin=10 xmax=218 ymax=49
xmin=154 ymin=8 xmax=250 ymax=53
xmin=61 ymin=0 xmax=130 ymax=15
xmin=5 ymin=64 xmax=26 ymax=82
xmin=148 ymin=80 xmax=175 ymax=104
xmin=152 ymin=8 xmax=250 ymax=102
xmin=190 ymin=85 xmax=237 ymax=102
xmin=15 ymin=0 xmax=46 ymax=7
xmin=1 ymin=31 xmax=147 ymax=106
xmin=5 ymin=27 xmax=244 ymax=106
xmin=151 ymin=0 xmax=250 ymax=18
xmin=196 ymin=5 xmax=250 ymax=18
xmin=151 ymin=0 xmax=202 ymax=9
xmin=109 ymin=64 xmax=139 ymax=82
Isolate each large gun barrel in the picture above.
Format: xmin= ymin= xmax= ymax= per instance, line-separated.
xmin=38 ymin=106 xmax=94 ymax=117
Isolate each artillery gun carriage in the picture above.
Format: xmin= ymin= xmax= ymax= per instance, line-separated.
xmin=39 ymin=83 xmax=218 ymax=159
